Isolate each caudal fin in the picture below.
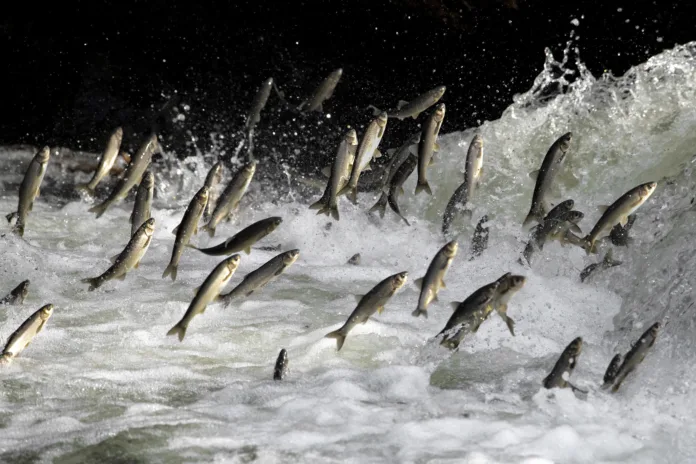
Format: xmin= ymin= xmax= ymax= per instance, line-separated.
xmin=325 ymin=329 xmax=346 ymax=351
xmin=162 ymin=263 xmax=178 ymax=281
xmin=414 ymin=181 xmax=432 ymax=196
xmin=368 ymin=193 xmax=388 ymax=218
xmin=411 ymin=308 xmax=428 ymax=319
xmin=6 ymin=212 xmax=17 ymax=223
xmin=522 ymin=209 xmax=540 ymax=228
xmin=581 ymin=236 xmax=596 ymax=255
xmin=88 ymin=202 xmax=109 ymax=219
xmin=80 ymin=277 xmax=100 ymax=292
xmin=75 ymin=183 xmax=95 ymax=195
xmin=11 ymin=221 xmax=25 ymax=237
xmin=309 ymin=198 xmax=326 ymax=211
xmin=166 ymin=324 xmax=187 ymax=342
xmin=201 ymin=223 xmax=215 ymax=238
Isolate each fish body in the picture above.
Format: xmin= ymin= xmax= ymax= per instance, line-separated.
xmin=412 ymin=240 xmax=458 ymax=318
xmin=274 ymin=348 xmax=289 ymax=380
xmin=89 ymin=133 xmax=159 ymax=218
xmin=415 ymin=104 xmax=446 ymax=196
xmin=339 ymin=112 xmax=388 ymax=204
xmin=325 ymin=272 xmax=408 ymax=351
xmin=387 ymin=154 xmax=417 ymax=225
xmin=608 ymin=322 xmax=660 ymax=392
xmin=386 ymin=86 xmax=446 ymax=120
xmin=581 ymin=182 xmax=656 ymax=254
xmin=6 ymin=146 xmax=51 ymax=237
xmin=78 ymin=127 xmax=123 ymax=193
xmin=203 ymin=161 xmax=257 ymax=237
xmin=0 ymin=304 xmax=53 ymax=365
xmin=193 ymin=217 xmax=282 ymax=256
xmin=202 ymin=161 xmax=223 ymax=221
xmin=310 ymin=129 xmax=358 ymax=220
xmin=442 ymin=135 xmax=484 ymax=236
xmin=521 ymin=201 xmax=577 ymax=264
xmin=299 ymin=68 xmax=342 ymax=113
xmin=523 ymin=132 xmax=573 ymax=227
xmin=129 ymin=170 xmax=154 ymax=237
xmin=167 ymin=254 xmax=241 ymax=341
xmin=246 ymin=77 xmax=274 ymax=131
xmin=163 ymin=186 xmax=210 ymax=281
xmin=601 ymin=354 xmax=623 ymax=389
xmin=0 ymin=280 xmax=30 ymax=305
xmin=81 ymin=218 xmax=156 ymax=291
xmin=220 ymin=249 xmax=299 ymax=305
xmin=579 ymin=249 xmax=623 ymax=282
xmin=438 ymin=281 xmax=500 ymax=349
xmin=369 ymin=132 xmax=420 ymax=217
xmin=490 ymin=273 xmax=526 ymax=336
xmin=543 ymin=337 xmax=583 ymax=389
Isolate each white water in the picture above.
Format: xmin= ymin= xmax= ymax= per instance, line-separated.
xmin=1 ymin=42 xmax=696 ymax=463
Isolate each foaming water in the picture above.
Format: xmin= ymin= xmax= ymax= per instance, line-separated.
xmin=1 ymin=42 xmax=696 ymax=462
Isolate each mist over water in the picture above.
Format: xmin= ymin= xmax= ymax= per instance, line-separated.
xmin=1 ymin=42 xmax=696 ymax=462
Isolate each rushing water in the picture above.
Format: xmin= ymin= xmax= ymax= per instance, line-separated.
xmin=1 ymin=42 xmax=696 ymax=463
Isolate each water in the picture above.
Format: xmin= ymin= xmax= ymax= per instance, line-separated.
xmin=1 ymin=42 xmax=696 ymax=463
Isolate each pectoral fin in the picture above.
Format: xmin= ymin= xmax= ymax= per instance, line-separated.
xmin=529 ymin=170 xmax=540 ymax=181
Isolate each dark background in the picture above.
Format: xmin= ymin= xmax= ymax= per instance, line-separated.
xmin=1 ymin=0 xmax=692 ymax=172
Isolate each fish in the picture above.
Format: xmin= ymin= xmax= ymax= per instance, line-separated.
xmin=542 ymin=337 xmax=583 ymax=390
xmin=369 ymin=132 xmax=421 ymax=217
xmin=273 ymin=348 xmax=289 ymax=380
xmin=89 ymin=133 xmax=159 ymax=218
xmin=77 ymin=127 xmax=123 ymax=193
xmin=382 ymin=86 xmax=446 ymax=120
xmin=387 ymin=154 xmax=418 ymax=225
xmin=220 ymin=249 xmax=299 ymax=305
xmin=163 ymin=186 xmax=210 ymax=281
xmin=325 ymin=271 xmax=408 ymax=351
xmin=0 ymin=280 xmax=30 ymax=305
xmin=0 ymin=304 xmax=53 ymax=366
xmin=81 ymin=218 xmax=156 ymax=291
xmin=438 ymin=281 xmax=500 ymax=350
xmin=309 ymin=129 xmax=358 ymax=220
xmin=202 ymin=161 xmax=257 ymax=237
xmin=523 ymin=132 xmax=573 ymax=227
xmin=298 ymin=68 xmax=343 ymax=113
xmin=129 ymin=170 xmax=154 ymax=237
xmin=347 ymin=253 xmax=361 ymax=265
xmin=246 ymin=77 xmax=274 ymax=131
xmin=580 ymin=182 xmax=657 ymax=254
xmin=412 ymin=240 xmax=458 ymax=319
xmin=338 ymin=112 xmax=388 ymax=204
xmin=202 ymin=161 xmax=223 ymax=222
xmin=490 ymin=273 xmax=526 ymax=336
xmin=442 ymin=135 xmax=484 ymax=236
xmin=166 ymin=254 xmax=241 ymax=342
xmin=579 ymin=249 xmax=623 ymax=282
xmin=608 ymin=322 xmax=660 ymax=393
xmin=6 ymin=146 xmax=51 ymax=237
xmin=415 ymin=103 xmax=446 ymax=196
xmin=521 ymin=202 xmax=578 ymax=264
xmin=469 ymin=215 xmax=490 ymax=260
xmin=601 ymin=354 xmax=623 ymax=389
xmin=192 ymin=217 xmax=282 ymax=256
xmin=608 ymin=213 xmax=637 ymax=247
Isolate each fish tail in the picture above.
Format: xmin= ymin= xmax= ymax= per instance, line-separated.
xmin=0 ymin=354 xmax=14 ymax=366
xmin=347 ymin=187 xmax=358 ymax=205
xmin=5 ymin=212 xmax=17 ymax=223
xmin=581 ymin=236 xmax=596 ymax=255
xmin=439 ymin=336 xmax=458 ymax=350
xmin=309 ymin=198 xmax=325 ymax=210
xmin=80 ymin=277 xmax=100 ymax=292
xmin=414 ymin=180 xmax=432 ymax=196
xmin=367 ymin=104 xmax=382 ymax=116
xmin=329 ymin=205 xmax=339 ymax=221
xmin=325 ymin=329 xmax=346 ymax=351
xmin=411 ymin=308 xmax=428 ymax=319
xmin=368 ymin=193 xmax=388 ymax=218
xmin=75 ymin=183 xmax=95 ymax=194
xmin=522 ymin=210 xmax=539 ymax=228
xmin=201 ymin=224 xmax=215 ymax=237
xmin=88 ymin=202 xmax=109 ymax=218
xmin=166 ymin=324 xmax=187 ymax=342
xmin=11 ymin=221 xmax=25 ymax=237
xmin=162 ymin=263 xmax=178 ymax=281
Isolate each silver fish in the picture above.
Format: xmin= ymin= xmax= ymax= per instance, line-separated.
xmin=385 ymin=86 xmax=446 ymax=120
xmin=274 ymin=348 xmax=289 ymax=380
xmin=202 ymin=161 xmax=224 ymax=221
xmin=0 ymin=304 xmax=53 ymax=366
xmin=81 ymin=218 xmax=156 ymax=291
xmin=129 ymin=170 xmax=154 ymax=237
xmin=203 ymin=161 xmax=257 ymax=237
xmin=325 ymin=271 xmax=408 ymax=351
xmin=6 ymin=146 xmax=51 ymax=237
xmin=309 ymin=129 xmax=358 ymax=220
xmin=602 ymin=354 xmax=623 ymax=389
xmin=439 ymin=281 xmax=500 ymax=350
xmin=412 ymin=240 xmax=458 ymax=318
xmin=442 ymin=135 xmax=484 ymax=236
xmin=89 ymin=133 xmax=159 ymax=218
xmin=543 ymin=337 xmax=583 ymax=390
xmin=220 ymin=249 xmax=299 ymax=305
xmin=0 ymin=280 xmax=30 ymax=305
xmin=246 ymin=77 xmax=274 ymax=131
xmin=490 ymin=273 xmax=526 ymax=336
xmin=387 ymin=154 xmax=418 ymax=225
xmin=338 ymin=112 xmax=388 ymax=204
xmin=523 ymin=132 xmax=573 ymax=227
xmin=581 ymin=182 xmax=657 ymax=254
xmin=369 ymin=132 xmax=421 ymax=217
xmin=167 ymin=254 xmax=241 ymax=341
xmin=608 ymin=322 xmax=660 ymax=393
xmin=77 ymin=127 xmax=123 ymax=193
xmin=163 ymin=186 xmax=210 ymax=281
xmin=415 ymin=103 xmax=446 ymax=196
xmin=193 ymin=217 xmax=282 ymax=256
xmin=299 ymin=68 xmax=343 ymax=113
